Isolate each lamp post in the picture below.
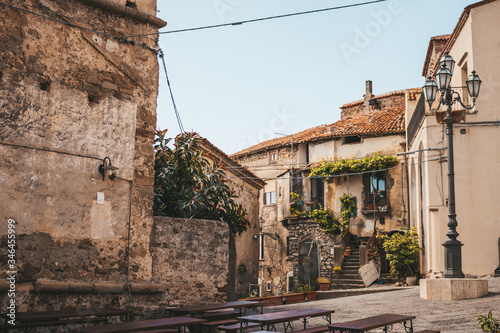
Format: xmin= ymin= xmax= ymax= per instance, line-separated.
xmin=422 ymin=51 xmax=482 ymax=278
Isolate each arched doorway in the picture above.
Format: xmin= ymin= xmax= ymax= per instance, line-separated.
xmin=298 ymin=239 xmax=319 ymax=287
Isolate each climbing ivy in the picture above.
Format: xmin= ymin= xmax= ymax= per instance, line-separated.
xmin=310 ymin=152 xmax=399 ymax=178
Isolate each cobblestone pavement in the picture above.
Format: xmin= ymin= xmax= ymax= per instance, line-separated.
xmin=267 ymin=277 xmax=500 ymax=333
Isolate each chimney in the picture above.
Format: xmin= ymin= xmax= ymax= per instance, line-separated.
xmin=364 ymin=80 xmax=374 ymax=113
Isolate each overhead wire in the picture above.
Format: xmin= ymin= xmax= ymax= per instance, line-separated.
xmin=124 ymin=0 xmax=390 ymax=38
xmin=159 ymin=49 xmax=185 ymax=133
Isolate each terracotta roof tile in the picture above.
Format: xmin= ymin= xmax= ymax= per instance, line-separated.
xmin=231 ymin=106 xmax=405 ymax=158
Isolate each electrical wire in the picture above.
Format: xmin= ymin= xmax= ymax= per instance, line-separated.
xmin=124 ymin=0 xmax=390 ymax=38
xmin=0 ymin=141 xmax=102 ymax=161
xmin=159 ymin=49 xmax=185 ymax=133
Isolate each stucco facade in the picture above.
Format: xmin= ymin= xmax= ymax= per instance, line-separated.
xmin=233 ymin=84 xmax=414 ymax=291
xmin=406 ymin=0 xmax=500 ymax=277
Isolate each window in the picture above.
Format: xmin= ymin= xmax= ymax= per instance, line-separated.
xmin=310 ymin=177 xmax=324 ymax=210
xmin=259 ymin=234 xmax=265 ymax=260
xmin=364 ymin=172 xmax=388 ymax=210
xmin=343 ymin=136 xmax=362 ymax=144
xmin=268 ymin=151 xmax=278 ymax=164
xmin=265 ymin=191 xmax=276 ymax=205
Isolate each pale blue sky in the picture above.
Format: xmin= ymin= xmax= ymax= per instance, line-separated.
xmin=155 ymin=0 xmax=475 ymax=154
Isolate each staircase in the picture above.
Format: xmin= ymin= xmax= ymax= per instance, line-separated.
xmin=332 ymin=245 xmax=365 ymax=289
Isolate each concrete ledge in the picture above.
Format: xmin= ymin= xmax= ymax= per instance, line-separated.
xmin=94 ymin=282 xmax=125 ymax=294
xmin=129 ymin=283 xmax=164 ymax=294
xmin=420 ymin=278 xmax=488 ymax=300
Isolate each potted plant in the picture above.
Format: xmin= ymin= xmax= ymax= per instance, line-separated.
xmin=478 ymin=311 xmax=500 ymax=332
xmin=344 ymin=246 xmax=352 ymax=256
xmin=333 ymin=266 xmax=342 ymax=275
xmin=379 ymin=228 xmax=421 ymax=284
xmin=317 ymin=277 xmax=331 ymax=291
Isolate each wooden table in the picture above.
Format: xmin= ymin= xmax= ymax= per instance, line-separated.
xmin=168 ymin=300 xmax=264 ymax=317
xmin=1 ymin=307 xmax=132 ymax=333
xmin=238 ymin=308 xmax=335 ymax=333
xmin=328 ymin=313 xmax=416 ymax=333
xmin=78 ymin=316 xmax=207 ymax=333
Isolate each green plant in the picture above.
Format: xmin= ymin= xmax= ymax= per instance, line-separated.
xmin=339 ymin=193 xmax=356 ymax=236
xmin=478 ymin=311 xmax=500 ymax=332
xmin=310 ymin=152 xmax=399 ymax=178
xmin=379 ymin=228 xmax=421 ymax=279
xmin=289 ymin=192 xmax=308 ymax=218
xmin=317 ymin=277 xmax=330 ymax=283
xmin=154 ymin=130 xmax=249 ymax=236
xmin=237 ymin=262 xmax=247 ymax=276
xmin=333 ymin=266 xmax=342 ymax=272
xmin=309 ymin=206 xmax=345 ymax=235
xmin=297 ymin=283 xmax=311 ymax=293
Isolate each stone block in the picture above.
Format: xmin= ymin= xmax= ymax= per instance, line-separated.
xmin=0 ymin=280 xmax=10 ymax=292
xmin=129 ymin=282 xmax=164 ymax=294
xmin=34 ymin=280 xmax=70 ymax=293
xmin=420 ymin=278 xmax=488 ymax=300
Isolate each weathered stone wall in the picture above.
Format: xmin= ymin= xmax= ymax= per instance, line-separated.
xmin=340 ymin=93 xmax=405 ymax=118
xmin=287 ymin=221 xmax=338 ymax=289
xmin=0 ymin=0 xmax=161 ymax=302
xmin=151 ymin=217 xmax=230 ymax=305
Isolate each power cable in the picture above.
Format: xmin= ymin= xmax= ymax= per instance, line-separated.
xmin=124 ymin=0 xmax=390 ymax=38
xmin=159 ymin=49 xmax=185 ymax=133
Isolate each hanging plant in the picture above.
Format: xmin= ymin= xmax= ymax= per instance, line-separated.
xmin=309 ymin=206 xmax=345 ymax=236
xmin=310 ymin=152 xmax=399 ymax=178
xmin=339 ymin=193 xmax=356 ymax=236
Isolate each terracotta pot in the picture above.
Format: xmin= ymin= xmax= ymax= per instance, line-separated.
xmin=305 ymin=291 xmax=316 ymax=301
xmin=318 ymin=282 xmax=330 ymax=291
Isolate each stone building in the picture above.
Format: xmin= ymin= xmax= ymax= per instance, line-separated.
xmin=232 ymin=82 xmax=419 ymax=291
xmin=196 ymin=134 xmax=265 ymax=299
xmin=406 ymin=0 xmax=500 ymax=278
xmin=0 ymin=0 xmax=234 ymax=315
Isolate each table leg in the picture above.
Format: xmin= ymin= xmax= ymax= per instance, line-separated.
xmin=404 ymin=320 xmax=413 ymax=333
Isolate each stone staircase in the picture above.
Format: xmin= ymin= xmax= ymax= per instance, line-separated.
xmin=332 ymin=245 xmax=365 ymax=289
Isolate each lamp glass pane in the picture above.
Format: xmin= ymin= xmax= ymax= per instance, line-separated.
xmin=436 ymin=67 xmax=451 ymax=90
xmin=466 ymin=72 xmax=482 ymax=98
xmin=423 ymin=79 xmax=437 ymax=102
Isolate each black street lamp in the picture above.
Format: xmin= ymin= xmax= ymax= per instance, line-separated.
xmin=422 ymin=51 xmax=482 ymax=278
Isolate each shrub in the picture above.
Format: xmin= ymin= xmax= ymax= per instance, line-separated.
xmin=478 ymin=311 xmax=500 ymax=332
xmin=379 ymin=228 xmax=420 ymax=278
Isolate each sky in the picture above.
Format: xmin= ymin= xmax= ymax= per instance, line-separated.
xmin=154 ymin=0 xmax=475 ymax=154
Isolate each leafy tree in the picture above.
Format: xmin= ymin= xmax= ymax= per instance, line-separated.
xmin=154 ymin=130 xmax=249 ymax=236
xmin=379 ymin=228 xmax=421 ymax=278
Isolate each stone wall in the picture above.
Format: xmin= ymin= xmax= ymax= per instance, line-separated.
xmin=340 ymin=93 xmax=405 ymax=118
xmin=151 ymin=217 xmax=230 ymax=305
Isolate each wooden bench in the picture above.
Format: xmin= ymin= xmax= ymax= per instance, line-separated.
xmin=292 ymin=324 xmax=330 ymax=333
xmin=219 ymin=322 xmax=261 ymax=333
xmin=329 ymin=313 xmax=415 ymax=333
xmin=133 ymin=330 xmax=178 ymax=333
xmin=9 ymin=317 xmax=105 ymax=332
xmin=415 ymin=330 xmax=440 ymax=333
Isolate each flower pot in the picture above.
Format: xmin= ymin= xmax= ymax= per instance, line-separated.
xmin=318 ymin=282 xmax=330 ymax=291
xmin=305 ymin=291 xmax=316 ymax=301
xmin=406 ymin=276 xmax=417 ymax=286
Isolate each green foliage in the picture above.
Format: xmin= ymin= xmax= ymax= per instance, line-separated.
xmin=289 ymin=192 xmax=308 ymax=218
xmin=310 ymin=152 xmax=399 ymax=178
xmin=237 ymin=262 xmax=247 ymax=276
xmin=478 ymin=311 xmax=500 ymax=333
xmin=297 ymin=283 xmax=311 ymax=293
xmin=309 ymin=206 xmax=345 ymax=236
xmin=379 ymin=228 xmax=421 ymax=278
xmin=339 ymin=193 xmax=356 ymax=236
xmin=154 ymin=130 xmax=249 ymax=236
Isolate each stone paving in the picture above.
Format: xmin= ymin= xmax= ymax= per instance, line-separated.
xmin=267 ymin=277 xmax=500 ymax=333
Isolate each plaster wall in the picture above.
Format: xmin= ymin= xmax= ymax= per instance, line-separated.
xmin=407 ymin=1 xmax=500 ymax=276
xmin=0 ymin=0 xmax=160 ymax=290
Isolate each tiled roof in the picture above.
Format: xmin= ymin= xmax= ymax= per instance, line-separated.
xmin=231 ymin=106 xmax=405 ymax=158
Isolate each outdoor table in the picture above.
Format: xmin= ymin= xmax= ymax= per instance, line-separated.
xmin=78 ymin=316 xmax=207 ymax=333
xmin=328 ymin=313 xmax=416 ymax=333
xmin=168 ymin=300 xmax=264 ymax=317
xmin=237 ymin=308 xmax=335 ymax=333
xmin=1 ymin=307 xmax=132 ymax=333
